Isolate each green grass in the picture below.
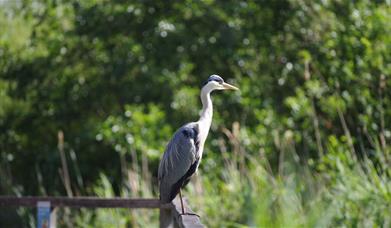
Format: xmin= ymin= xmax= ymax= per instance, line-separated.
xmin=186 ymin=144 xmax=391 ymax=227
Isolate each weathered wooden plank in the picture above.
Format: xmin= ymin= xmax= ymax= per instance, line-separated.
xmin=0 ymin=196 xmax=205 ymax=227
xmin=171 ymin=197 xmax=205 ymax=228
xmin=0 ymin=196 xmax=171 ymax=209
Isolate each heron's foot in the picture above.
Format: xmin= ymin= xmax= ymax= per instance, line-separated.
xmin=179 ymin=212 xmax=200 ymax=218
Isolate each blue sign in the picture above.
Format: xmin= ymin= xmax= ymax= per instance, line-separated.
xmin=37 ymin=201 xmax=51 ymax=228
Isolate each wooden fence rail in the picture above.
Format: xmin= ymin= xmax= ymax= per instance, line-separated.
xmin=0 ymin=196 xmax=204 ymax=228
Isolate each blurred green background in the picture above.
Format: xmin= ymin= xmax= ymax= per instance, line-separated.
xmin=1 ymin=0 xmax=390 ymax=227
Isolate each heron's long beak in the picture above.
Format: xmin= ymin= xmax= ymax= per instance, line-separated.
xmin=222 ymin=82 xmax=239 ymax=90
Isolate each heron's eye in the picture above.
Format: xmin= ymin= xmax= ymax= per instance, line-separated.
xmin=214 ymin=78 xmax=223 ymax=84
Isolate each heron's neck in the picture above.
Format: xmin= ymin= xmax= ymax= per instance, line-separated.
xmin=199 ymin=88 xmax=213 ymax=127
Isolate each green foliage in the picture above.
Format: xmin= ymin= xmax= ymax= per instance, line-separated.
xmin=99 ymin=104 xmax=171 ymax=159
xmin=0 ymin=0 xmax=390 ymax=227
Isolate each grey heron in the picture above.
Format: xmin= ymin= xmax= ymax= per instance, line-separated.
xmin=158 ymin=75 xmax=239 ymax=215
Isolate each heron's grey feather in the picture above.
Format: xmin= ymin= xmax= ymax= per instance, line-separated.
xmin=158 ymin=122 xmax=200 ymax=203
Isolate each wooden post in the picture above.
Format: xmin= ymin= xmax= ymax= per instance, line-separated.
xmin=171 ymin=197 xmax=204 ymax=228
xmin=159 ymin=206 xmax=173 ymax=228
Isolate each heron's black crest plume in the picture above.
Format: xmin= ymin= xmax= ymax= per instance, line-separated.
xmin=202 ymin=74 xmax=224 ymax=86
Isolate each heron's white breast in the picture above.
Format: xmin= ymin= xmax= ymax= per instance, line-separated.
xmin=196 ymin=119 xmax=212 ymax=162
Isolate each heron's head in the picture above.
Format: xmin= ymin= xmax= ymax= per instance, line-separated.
xmin=202 ymin=75 xmax=239 ymax=92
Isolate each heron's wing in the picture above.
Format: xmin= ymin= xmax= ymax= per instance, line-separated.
xmin=158 ymin=123 xmax=200 ymax=203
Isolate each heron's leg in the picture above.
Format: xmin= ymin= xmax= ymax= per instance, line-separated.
xmin=178 ymin=189 xmax=200 ymax=218
xmin=179 ymin=189 xmax=185 ymax=214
